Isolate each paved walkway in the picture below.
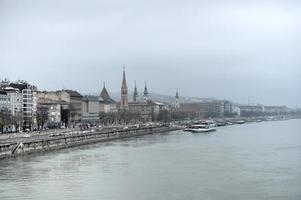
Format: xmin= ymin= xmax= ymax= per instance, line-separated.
xmin=0 ymin=128 xmax=77 ymax=144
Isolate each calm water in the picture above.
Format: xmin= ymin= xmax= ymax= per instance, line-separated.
xmin=0 ymin=119 xmax=301 ymax=200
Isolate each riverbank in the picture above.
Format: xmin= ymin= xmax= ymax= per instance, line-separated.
xmin=0 ymin=125 xmax=180 ymax=160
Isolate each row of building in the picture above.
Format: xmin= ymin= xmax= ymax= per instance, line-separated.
xmin=0 ymin=69 xmax=179 ymax=131
xmin=178 ymin=101 xmax=291 ymax=118
xmin=0 ymin=69 xmax=292 ymax=131
xmin=179 ymin=100 xmax=234 ymax=118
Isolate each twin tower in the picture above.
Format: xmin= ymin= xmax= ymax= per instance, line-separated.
xmin=120 ymin=66 xmax=149 ymax=110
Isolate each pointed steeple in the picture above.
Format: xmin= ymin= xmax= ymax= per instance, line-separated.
xmin=100 ymin=82 xmax=109 ymax=98
xmin=120 ymin=65 xmax=129 ymax=110
xmin=100 ymin=82 xmax=115 ymax=103
xmin=122 ymin=64 xmax=127 ymax=88
xmin=175 ymin=89 xmax=179 ymax=99
xmin=174 ymin=89 xmax=180 ymax=109
xmin=143 ymin=81 xmax=148 ymax=103
xmin=144 ymin=81 xmax=148 ymax=96
xmin=133 ymin=80 xmax=138 ymax=102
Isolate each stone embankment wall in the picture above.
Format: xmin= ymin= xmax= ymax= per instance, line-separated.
xmin=0 ymin=126 xmax=178 ymax=160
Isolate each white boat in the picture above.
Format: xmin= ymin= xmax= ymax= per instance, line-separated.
xmin=190 ymin=121 xmax=216 ymax=133
xmin=236 ymin=120 xmax=245 ymax=124
xmin=184 ymin=127 xmax=193 ymax=132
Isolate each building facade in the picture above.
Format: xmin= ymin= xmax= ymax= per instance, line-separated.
xmin=8 ymin=83 xmax=37 ymax=130
xmin=0 ymin=90 xmax=10 ymax=111
xmin=38 ymin=90 xmax=83 ymax=123
xmin=64 ymin=90 xmax=83 ymax=122
xmin=128 ymin=102 xmax=154 ymax=122
xmin=82 ymin=95 xmax=100 ymax=122
xmin=179 ymin=100 xmax=235 ymax=118
xmin=4 ymin=87 xmax=22 ymax=116
xmin=264 ymin=106 xmax=290 ymax=115
xmin=37 ymin=99 xmax=70 ymax=128
xmin=37 ymin=90 xmax=70 ymax=103
xmin=239 ymin=105 xmax=264 ymax=116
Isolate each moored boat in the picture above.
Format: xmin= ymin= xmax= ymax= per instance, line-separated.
xmin=190 ymin=121 xmax=216 ymax=133
xmin=236 ymin=120 xmax=245 ymax=124
xmin=216 ymin=121 xmax=227 ymax=126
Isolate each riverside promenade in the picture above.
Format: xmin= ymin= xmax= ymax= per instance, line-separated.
xmin=0 ymin=125 xmax=181 ymax=160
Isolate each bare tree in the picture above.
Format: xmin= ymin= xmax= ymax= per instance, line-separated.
xmin=0 ymin=78 xmax=10 ymax=89
xmin=36 ymin=106 xmax=49 ymax=130
xmin=12 ymin=111 xmax=23 ymax=132
xmin=0 ymin=108 xmax=11 ymax=133
xmin=16 ymin=80 xmax=28 ymax=85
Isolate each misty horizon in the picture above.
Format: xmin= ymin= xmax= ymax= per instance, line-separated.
xmin=1 ymin=0 xmax=300 ymax=107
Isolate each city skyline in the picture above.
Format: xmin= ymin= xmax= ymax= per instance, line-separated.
xmin=1 ymin=68 xmax=296 ymax=109
xmin=1 ymin=0 xmax=300 ymax=107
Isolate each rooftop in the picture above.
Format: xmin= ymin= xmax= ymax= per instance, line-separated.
xmin=9 ymin=83 xmax=28 ymax=91
xmin=100 ymin=86 xmax=115 ymax=104
xmin=64 ymin=90 xmax=83 ymax=98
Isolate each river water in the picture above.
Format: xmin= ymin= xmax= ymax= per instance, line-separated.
xmin=0 ymin=119 xmax=300 ymax=200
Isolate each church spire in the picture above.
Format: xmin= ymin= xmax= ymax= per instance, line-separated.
xmin=122 ymin=64 xmax=127 ymax=88
xmin=174 ymin=89 xmax=180 ymax=109
xmin=144 ymin=81 xmax=148 ymax=96
xmin=143 ymin=81 xmax=148 ymax=103
xmin=133 ymin=80 xmax=138 ymax=102
xmin=120 ymin=65 xmax=129 ymax=110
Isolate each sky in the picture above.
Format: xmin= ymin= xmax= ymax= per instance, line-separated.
xmin=0 ymin=0 xmax=300 ymax=107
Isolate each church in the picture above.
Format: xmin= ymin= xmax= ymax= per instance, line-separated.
xmin=119 ymin=67 xmax=160 ymax=123
xmin=81 ymin=66 xmax=180 ymax=124
xmin=81 ymin=82 xmax=118 ymax=124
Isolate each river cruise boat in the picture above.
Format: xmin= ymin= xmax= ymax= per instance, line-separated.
xmin=190 ymin=121 xmax=216 ymax=133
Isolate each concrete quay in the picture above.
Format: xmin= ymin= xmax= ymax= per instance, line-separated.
xmin=0 ymin=126 xmax=180 ymax=160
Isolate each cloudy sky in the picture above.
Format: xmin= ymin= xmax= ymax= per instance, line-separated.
xmin=0 ymin=0 xmax=300 ymax=107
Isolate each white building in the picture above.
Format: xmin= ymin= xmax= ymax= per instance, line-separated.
xmin=8 ymin=83 xmax=37 ymax=130
xmin=0 ymin=90 xmax=10 ymax=111
xmin=4 ymin=87 xmax=22 ymax=115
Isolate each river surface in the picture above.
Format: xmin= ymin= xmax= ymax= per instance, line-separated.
xmin=0 ymin=119 xmax=301 ymax=200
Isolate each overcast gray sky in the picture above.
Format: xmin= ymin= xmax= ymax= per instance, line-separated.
xmin=0 ymin=0 xmax=300 ymax=107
